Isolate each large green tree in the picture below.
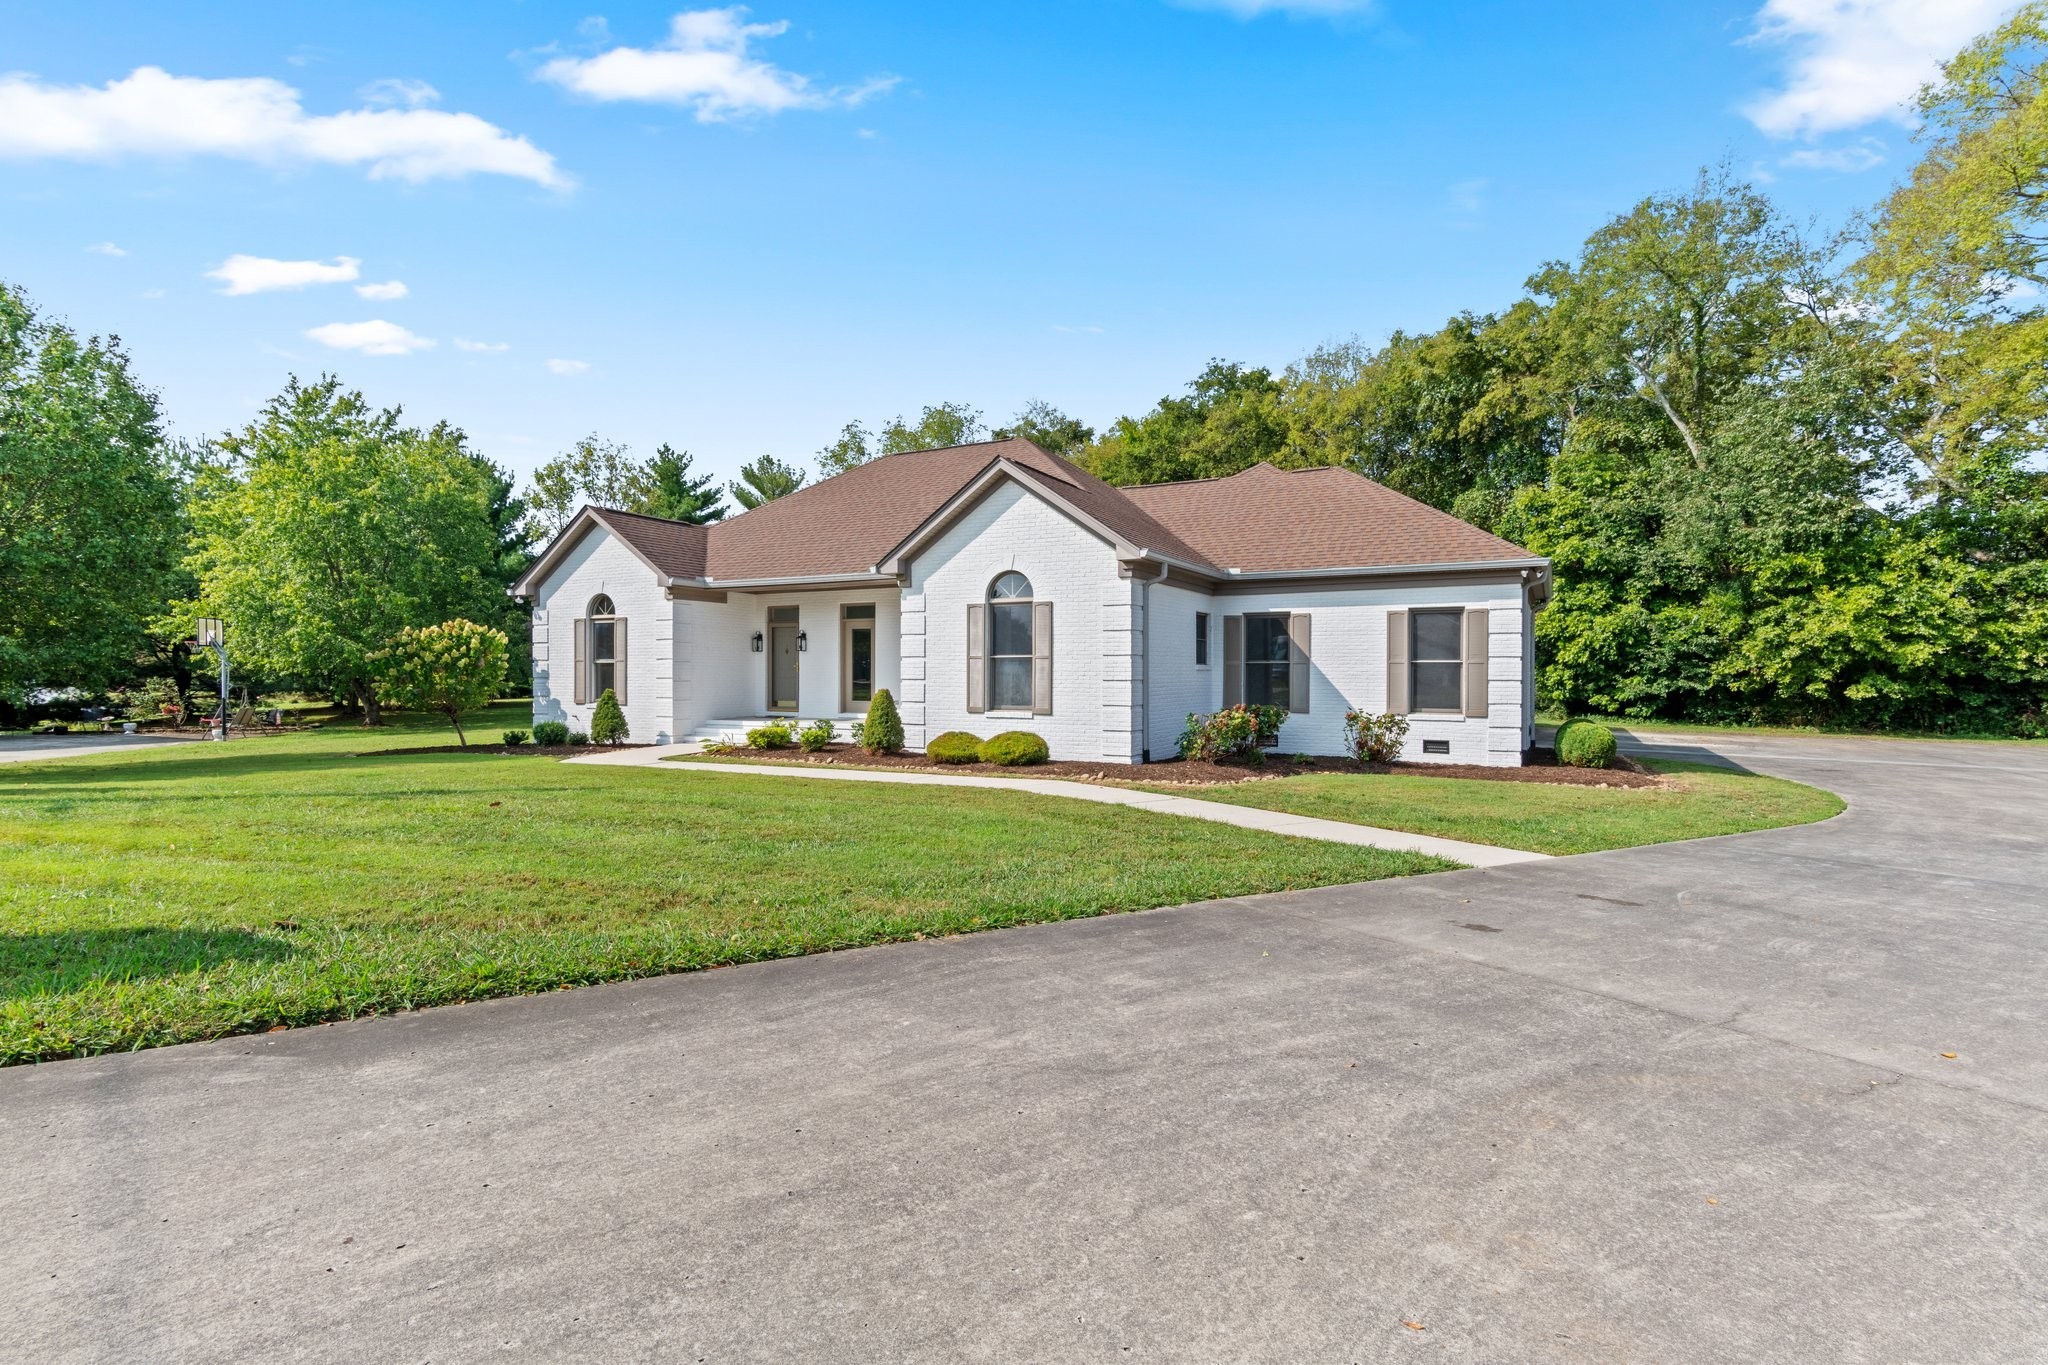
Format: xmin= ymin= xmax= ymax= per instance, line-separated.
xmin=729 ymin=454 xmax=807 ymax=510
xmin=1085 ymin=360 xmax=1288 ymax=485
xmin=185 ymin=377 xmax=502 ymax=723
xmin=993 ymin=399 xmax=1096 ymax=458
xmin=0 ymin=283 xmax=184 ymax=709
xmin=639 ymin=443 xmax=728 ymax=524
xmin=818 ymin=402 xmax=988 ymax=477
xmin=525 ymin=434 xmax=650 ymax=539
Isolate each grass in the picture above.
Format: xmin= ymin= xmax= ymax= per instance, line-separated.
xmin=1157 ymin=759 xmax=1845 ymax=857
xmin=0 ymin=704 xmax=1447 ymax=1064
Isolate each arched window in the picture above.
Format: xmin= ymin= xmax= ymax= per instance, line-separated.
xmin=987 ymin=573 xmax=1036 ymax=710
xmin=587 ymin=595 xmax=621 ymax=700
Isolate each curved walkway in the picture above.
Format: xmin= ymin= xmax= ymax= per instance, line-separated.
xmin=566 ymin=742 xmax=1550 ymax=868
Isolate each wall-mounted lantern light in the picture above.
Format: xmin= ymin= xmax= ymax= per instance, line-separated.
xmin=795 ymin=630 xmax=808 ymax=652
xmin=751 ymin=631 xmax=764 ymax=653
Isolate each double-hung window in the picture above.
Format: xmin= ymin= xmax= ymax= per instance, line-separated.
xmin=1243 ymin=613 xmax=1291 ymax=711
xmin=1410 ymin=609 xmax=1464 ymax=712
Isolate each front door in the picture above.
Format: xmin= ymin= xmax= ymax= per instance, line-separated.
xmin=769 ymin=624 xmax=799 ymax=711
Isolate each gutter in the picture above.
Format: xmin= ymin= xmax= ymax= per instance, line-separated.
xmin=1217 ymin=556 xmax=1551 ymax=581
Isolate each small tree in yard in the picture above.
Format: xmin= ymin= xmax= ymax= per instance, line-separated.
xmin=374 ymin=619 xmax=508 ymax=747
xmin=590 ymin=688 xmax=629 ymax=745
xmin=860 ymin=688 xmax=904 ymax=754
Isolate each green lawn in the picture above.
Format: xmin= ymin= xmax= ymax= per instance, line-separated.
xmin=1160 ymin=759 xmax=1844 ymax=856
xmin=0 ymin=705 xmax=1446 ymax=1064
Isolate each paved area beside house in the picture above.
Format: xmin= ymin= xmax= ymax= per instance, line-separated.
xmin=567 ymin=742 xmax=1551 ymax=868
xmin=4 ymin=734 xmax=2047 ymax=1362
xmin=0 ymin=733 xmax=194 ymax=764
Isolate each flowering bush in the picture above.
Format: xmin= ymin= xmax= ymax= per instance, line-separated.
xmin=1343 ymin=710 xmax=1409 ymax=764
xmin=1177 ymin=704 xmax=1270 ymax=761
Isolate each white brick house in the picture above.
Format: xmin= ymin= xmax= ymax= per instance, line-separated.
xmin=512 ymin=439 xmax=1551 ymax=765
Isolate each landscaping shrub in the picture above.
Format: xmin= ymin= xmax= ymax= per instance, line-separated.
xmin=797 ymin=718 xmax=836 ymax=752
xmin=1177 ymin=705 xmax=1263 ymax=761
xmin=861 ymin=688 xmax=904 ymax=754
xmin=926 ymin=730 xmax=984 ymax=764
xmin=532 ymin=720 xmax=570 ymax=746
xmin=1343 ymin=710 xmax=1410 ymax=764
xmin=1555 ymin=719 xmax=1618 ymax=769
xmin=747 ymin=720 xmax=795 ymax=750
xmin=979 ymin=730 xmax=1050 ymax=766
xmin=567 ymin=729 xmax=589 ymax=746
xmin=502 ymin=729 xmax=529 ymax=746
xmin=590 ymin=688 xmax=629 ymax=745
xmin=372 ymin=618 xmax=511 ymax=746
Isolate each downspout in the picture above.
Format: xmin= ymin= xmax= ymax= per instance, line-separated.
xmin=1137 ymin=555 xmax=1169 ymax=763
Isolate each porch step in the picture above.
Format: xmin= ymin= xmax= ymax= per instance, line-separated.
xmin=680 ymin=715 xmax=867 ymax=746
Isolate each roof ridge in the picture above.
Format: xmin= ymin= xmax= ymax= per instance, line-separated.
xmin=1122 ymin=461 xmax=1289 ymax=490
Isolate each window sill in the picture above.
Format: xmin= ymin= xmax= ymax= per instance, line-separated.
xmin=986 ymin=710 xmax=1038 ymax=720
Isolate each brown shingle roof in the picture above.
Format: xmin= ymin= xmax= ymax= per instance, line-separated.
xmin=546 ymin=447 xmax=1535 ymax=589
xmin=590 ymin=507 xmax=708 ymax=579
xmin=1121 ymin=463 xmax=1536 ymax=572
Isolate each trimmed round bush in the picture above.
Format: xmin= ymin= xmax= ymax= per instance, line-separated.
xmin=979 ymin=730 xmax=1050 ymax=766
xmin=1555 ymin=719 xmax=1618 ymax=769
xmin=926 ymin=730 xmax=984 ymax=764
xmin=531 ymin=720 xmax=570 ymax=746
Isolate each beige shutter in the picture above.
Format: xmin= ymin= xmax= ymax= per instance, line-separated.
xmin=966 ymin=604 xmax=986 ymax=714
xmin=1031 ymin=601 xmax=1053 ymax=715
xmin=1462 ymin=608 xmax=1489 ymax=718
xmin=1287 ymin=614 xmax=1311 ymax=716
xmin=572 ymin=618 xmax=588 ymax=705
xmin=613 ymin=616 xmax=628 ymax=705
xmin=1386 ymin=609 xmax=1409 ymax=714
xmin=1222 ymin=615 xmax=1244 ymax=707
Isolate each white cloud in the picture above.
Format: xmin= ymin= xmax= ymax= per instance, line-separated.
xmin=85 ymin=240 xmax=127 ymax=256
xmin=546 ymin=357 xmax=591 ymax=375
xmin=1448 ymin=176 xmax=1488 ymax=215
xmin=354 ymin=279 xmax=409 ymax=300
xmin=305 ymin=320 xmax=435 ymax=355
xmin=0 ymin=66 xmax=569 ymax=188
xmin=358 ymin=77 xmax=439 ymax=109
xmin=455 ymin=338 xmax=509 ymax=352
xmin=537 ymin=8 xmax=898 ymax=121
xmin=1780 ymin=136 xmax=1887 ymax=172
xmin=207 ymin=254 xmax=360 ymax=295
xmin=1743 ymin=0 xmax=2020 ymax=138
xmin=1170 ymin=0 xmax=1377 ymax=17
xmin=141 ymin=288 xmax=166 ymax=299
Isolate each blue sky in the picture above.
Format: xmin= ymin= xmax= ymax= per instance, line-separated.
xmin=0 ymin=0 xmax=2017 ymax=489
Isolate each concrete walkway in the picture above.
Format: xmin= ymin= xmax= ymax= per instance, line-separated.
xmin=565 ymin=742 xmax=1550 ymax=868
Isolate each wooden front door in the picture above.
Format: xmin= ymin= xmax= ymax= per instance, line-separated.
xmin=769 ymin=624 xmax=799 ymax=711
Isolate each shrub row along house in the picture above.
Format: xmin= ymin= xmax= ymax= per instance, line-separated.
xmin=511 ymin=438 xmax=1551 ymax=765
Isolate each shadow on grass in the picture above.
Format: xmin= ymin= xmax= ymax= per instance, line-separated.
xmin=0 ymin=927 xmax=295 ymax=999
xmin=0 ymin=746 xmax=568 ymax=792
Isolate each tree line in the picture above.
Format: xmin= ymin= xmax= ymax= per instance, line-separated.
xmin=2 ymin=8 xmax=2041 ymax=732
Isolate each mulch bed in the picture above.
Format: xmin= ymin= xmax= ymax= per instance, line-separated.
xmin=699 ymin=744 xmax=1664 ymax=789
xmin=361 ymin=743 xmax=648 ymax=758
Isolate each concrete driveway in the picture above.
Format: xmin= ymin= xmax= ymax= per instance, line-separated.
xmin=0 ymin=733 xmax=193 ymax=764
xmin=3 ymin=733 xmax=2045 ymax=1362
